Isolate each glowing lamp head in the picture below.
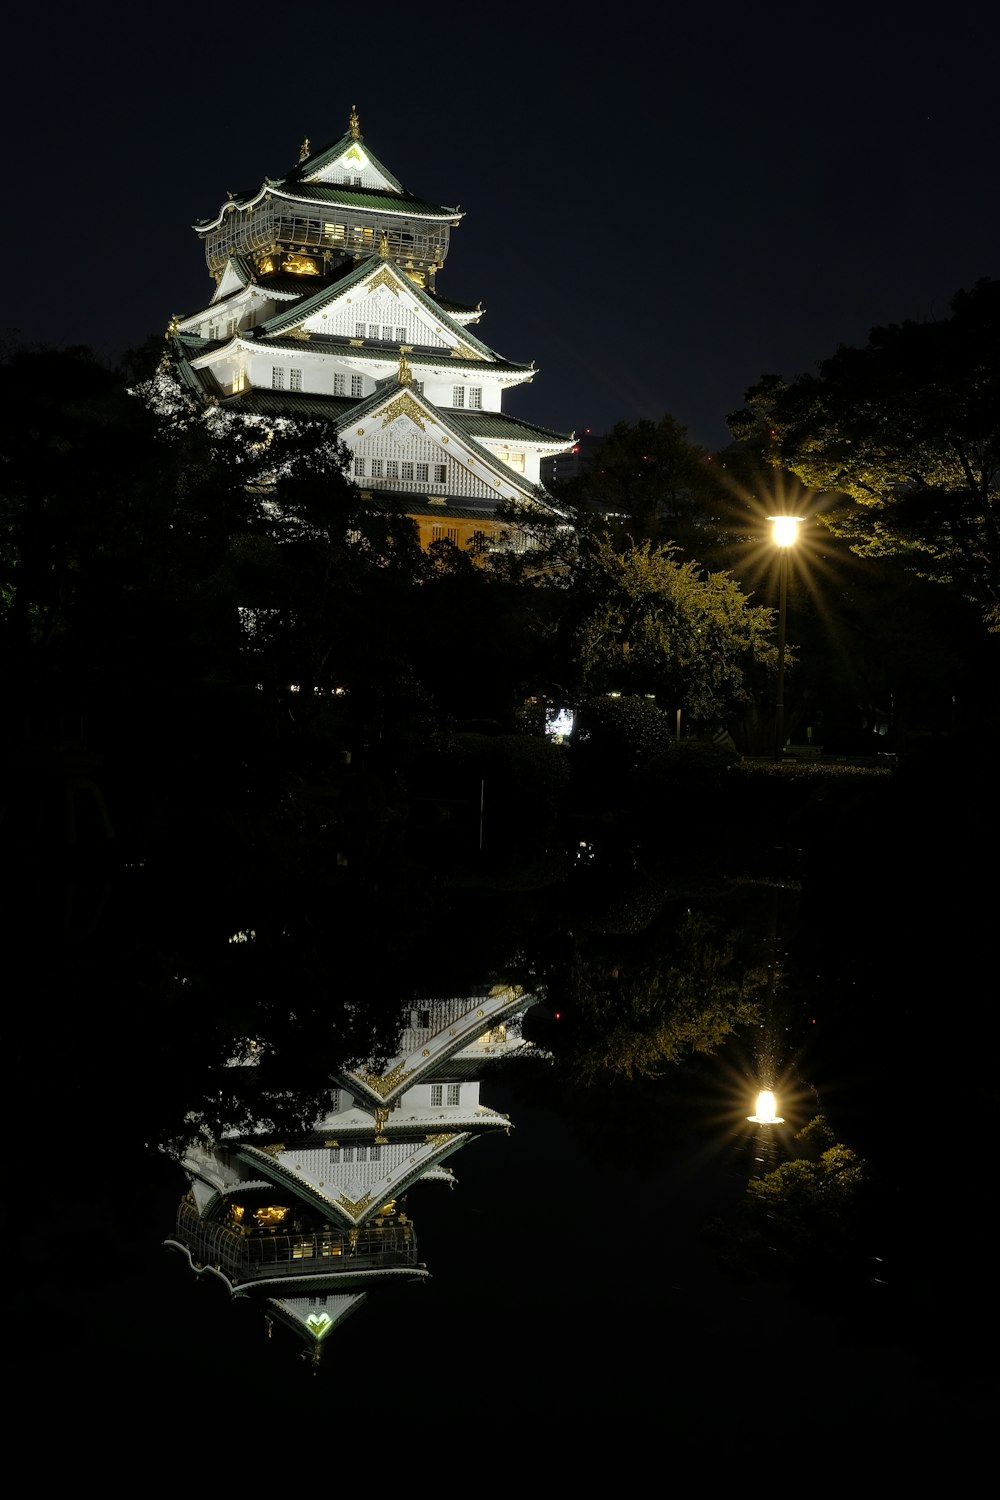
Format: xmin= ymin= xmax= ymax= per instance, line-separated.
xmin=768 ymin=515 xmax=803 ymax=548
xmin=748 ymin=1089 xmax=784 ymax=1124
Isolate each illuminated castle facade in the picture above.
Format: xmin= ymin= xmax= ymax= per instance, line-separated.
xmin=166 ymin=985 xmax=537 ymax=1362
xmin=169 ymin=107 xmax=572 ymax=548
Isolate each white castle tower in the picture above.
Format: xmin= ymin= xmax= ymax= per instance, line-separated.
xmin=168 ymin=107 xmax=573 ymax=549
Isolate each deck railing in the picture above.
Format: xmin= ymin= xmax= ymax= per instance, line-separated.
xmin=173 ymin=1201 xmax=418 ymax=1282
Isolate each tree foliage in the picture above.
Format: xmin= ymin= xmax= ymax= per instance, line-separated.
xmin=550 ymin=910 xmax=767 ymax=1083
xmin=549 ymin=414 xmax=750 ymax=566
xmin=728 ymin=279 xmax=1000 ymax=628
xmin=572 ymin=535 xmax=777 ymax=721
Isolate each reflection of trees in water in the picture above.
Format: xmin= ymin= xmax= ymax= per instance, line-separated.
xmin=546 ymin=908 xmax=769 ymax=1084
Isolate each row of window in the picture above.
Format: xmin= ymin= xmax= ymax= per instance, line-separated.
xmin=267 ymin=369 xmax=486 ymax=408
xmin=271 ymin=368 xmax=364 ymax=397
xmin=357 ymin=323 xmax=408 ymax=342
xmin=430 ymin=1085 xmax=462 ymax=1106
xmin=328 ymin=1145 xmax=381 ymax=1162
xmin=355 ymin=458 xmax=447 ymax=483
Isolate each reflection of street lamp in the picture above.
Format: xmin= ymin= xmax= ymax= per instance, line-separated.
xmin=748 ymin=1089 xmax=784 ymax=1124
xmin=767 ymin=515 xmax=803 ymax=759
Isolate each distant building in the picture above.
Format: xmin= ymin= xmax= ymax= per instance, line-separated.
xmin=540 ymin=429 xmax=604 ymax=488
xmin=167 ymin=107 xmax=574 ymax=549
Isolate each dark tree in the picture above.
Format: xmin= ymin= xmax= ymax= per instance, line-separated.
xmin=728 ymin=279 xmax=1000 ymax=629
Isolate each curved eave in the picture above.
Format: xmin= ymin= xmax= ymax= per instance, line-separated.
xmin=451 ymin=411 xmax=575 ymax=449
xmin=260 ymin=337 xmax=531 ymax=378
xmin=194 ymin=183 xmax=272 ymax=232
xmin=344 ymin=988 xmax=537 ymax=1107
xmin=244 ymin=1265 xmax=428 ymax=1294
xmin=187 ymin=336 xmax=252 ymax=368
xmin=270 ymin=182 xmax=460 ymax=221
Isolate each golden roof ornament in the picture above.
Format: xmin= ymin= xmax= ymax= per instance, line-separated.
xmin=378 ymin=230 xmax=390 ymax=259
xmin=349 ymin=104 xmax=361 ymax=139
xmin=299 ymin=137 xmax=310 ymax=162
xmin=397 ymin=350 xmax=413 ymax=385
xmin=165 ymin=314 xmax=180 ymax=339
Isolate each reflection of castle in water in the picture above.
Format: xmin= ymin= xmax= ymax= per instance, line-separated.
xmin=166 ymin=985 xmax=537 ymax=1363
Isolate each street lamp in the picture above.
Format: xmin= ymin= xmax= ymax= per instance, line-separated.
xmin=748 ymin=1089 xmax=784 ymax=1124
xmin=767 ymin=515 xmax=803 ymax=759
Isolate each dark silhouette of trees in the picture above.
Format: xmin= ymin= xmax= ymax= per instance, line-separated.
xmin=728 ymin=279 xmax=1000 ymax=630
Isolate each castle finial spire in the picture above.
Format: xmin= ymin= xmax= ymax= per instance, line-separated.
xmin=299 ymin=137 xmax=310 ymax=162
xmin=349 ymin=105 xmax=361 ymax=139
xmin=398 ymin=350 xmax=413 ymax=386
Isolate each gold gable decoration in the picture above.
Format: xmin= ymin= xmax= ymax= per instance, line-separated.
xmin=381 ymin=393 xmax=426 ymax=431
xmin=367 ymin=266 xmax=399 ymax=296
xmin=359 ymin=1062 xmax=417 ymax=1098
xmin=349 ymin=104 xmax=361 ymax=139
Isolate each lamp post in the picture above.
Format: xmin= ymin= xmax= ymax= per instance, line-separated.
xmin=767 ymin=515 xmax=803 ymax=759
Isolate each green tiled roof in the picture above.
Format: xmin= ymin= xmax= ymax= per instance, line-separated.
xmin=221 ymin=390 xmax=355 ymax=423
xmin=449 ymin=411 xmax=573 ymax=445
xmin=270 ymin=181 xmax=456 ymax=220
xmin=257 ymin=334 xmax=531 ymax=375
xmin=430 ymin=295 xmax=481 ymax=317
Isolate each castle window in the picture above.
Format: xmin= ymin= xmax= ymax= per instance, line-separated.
xmin=333 ymin=373 xmax=346 ymax=395
xmin=469 ymin=387 xmax=482 ymax=409
xmin=447 ymin=1084 xmax=461 ymax=1106
xmin=351 ymin=375 xmax=364 ymax=397
xmin=271 ymin=366 xmax=285 ymax=389
xmin=371 ymin=460 xmax=384 ymax=478
xmin=369 ymin=325 xmax=379 ymax=340
xmin=416 ymin=463 xmax=429 ymax=483
xmin=386 ymin=460 xmax=399 ymax=479
xmin=226 ymin=318 xmax=237 ymax=337
xmin=354 ymin=457 xmax=366 ymax=476
xmin=343 ymin=1147 xmax=354 ymax=1162
xmin=328 ymin=1147 xmax=340 ymax=1162
xmin=396 ymin=327 xmax=406 ymax=343
xmin=289 ymin=369 xmax=302 ymax=391
xmin=433 ymin=464 xmax=446 ymax=483
xmin=430 ymin=1085 xmax=443 ymax=1107
xmin=356 ymin=323 xmax=366 ymax=338
xmin=401 ymin=462 xmax=414 ymax=481
xmin=383 ymin=326 xmax=393 ymax=342
xmin=453 ymin=386 xmax=465 ymax=407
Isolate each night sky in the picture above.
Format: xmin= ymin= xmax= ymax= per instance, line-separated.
xmin=5 ymin=4 xmax=997 ymax=450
